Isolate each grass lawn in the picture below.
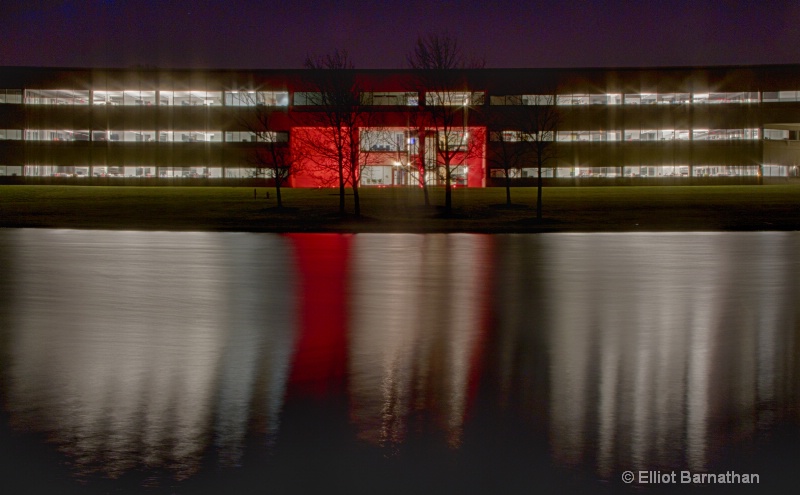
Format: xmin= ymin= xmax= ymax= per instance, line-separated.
xmin=1 ymin=184 xmax=799 ymax=232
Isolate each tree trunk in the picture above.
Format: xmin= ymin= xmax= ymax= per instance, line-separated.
xmin=338 ymin=149 xmax=346 ymax=215
xmin=350 ymin=129 xmax=361 ymax=217
xmin=352 ymin=184 xmax=360 ymax=217
xmin=339 ymin=180 xmax=345 ymax=214
xmin=537 ymin=157 xmax=543 ymax=220
xmin=419 ymin=135 xmax=430 ymax=206
xmin=505 ymin=172 xmax=512 ymax=205
xmin=276 ymin=182 xmax=283 ymax=209
xmin=444 ymin=164 xmax=452 ymax=214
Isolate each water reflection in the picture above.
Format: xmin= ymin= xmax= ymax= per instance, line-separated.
xmin=213 ymin=234 xmax=297 ymax=468
xmin=0 ymin=230 xmax=798 ymax=491
xmin=3 ymin=230 xmax=298 ymax=480
xmin=536 ymin=233 xmax=800 ymax=478
xmin=348 ymin=234 xmax=492 ymax=451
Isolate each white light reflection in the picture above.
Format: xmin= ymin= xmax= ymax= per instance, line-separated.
xmin=212 ymin=234 xmax=298 ymax=467
xmin=4 ymin=230 xmax=296 ymax=481
xmin=348 ymin=234 xmax=490 ymax=451
xmin=541 ymin=232 xmax=800 ymax=478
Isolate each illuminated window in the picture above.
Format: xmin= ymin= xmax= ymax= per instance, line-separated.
xmin=557 ymin=95 xmax=589 ymax=105
xmin=764 ymin=129 xmax=790 ymax=140
xmin=555 ymin=94 xmax=620 ymax=105
xmin=293 ymin=92 xmax=323 ymax=105
xmin=693 ymin=92 xmax=758 ymax=103
xmin=25 ymin=90 xmax=90 ymax=105
xmin=159 ymin=91 xmax=222 ymax=106
xmin=624 ymin=93 xmax=658 ymax=104
xmin=437 ymin=130 xmax=469 ymax=150
xmin=552 ymin=130 xmax=619 ymax=142
xmin=693 ymin=165 xmax=759 ymax=176
xmin=762 ymin=91 xmax=798 ymax=102
xmin=692 ymin=129 xmax=759 ymax=140
xmin=491 ymin=130 xmax=554 ymax=142
xmin=361 ymin=92 xmax=418 ymax=106
xmin=640 ymin=130 xmax=657 ymax=141
xmin=0 ymin=90 xmax=22 ymax=104
xmin=489 ymin=94 xmax=555 ymax=105
xmin=593 ymin=94 xmax=621 ymax=105
xmin=0 ymin=166 xmax=23 ymax=176
xmin=89 ymin=131 xmax=156 ymax=142
xmin=123 ymin=131 xmax=156 ymax=142
xmin=224 ymin=131 xmax=287 ymax=142
xmin=425 ymin=91 xmax=484 ymax=106
xmin=224 ymin=91 xmax=289 ymax=106
xmin=360 ymin=130 xmax=416 ymax=151
xmin=490 ymin=131 xmax=521 ymax=142
xmin=656 ymin=93 xmax=691 ymax=104
xmin=556 ymin=131 xmax=587 ymax=141
xmin=0 ymin=129 xmax=22 ymax=140
xmin=92 ymin=90 xmax=156 ymax=106
xmin=158 ymin=131 xmax=222 ymax=142
xmin=25 ymin=130 xmax=90 ymax=141
xmin=223 ymin=168 xmax=259 ymax=178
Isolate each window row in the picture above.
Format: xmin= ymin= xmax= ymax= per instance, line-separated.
xmin=492 ymin=129 xmax=761 ymax=142
xmin=20 ymin=90 xmax=289 ymax=107
xmin=6 ymin=89 xmax=800 ymax=107
xmin=490 ymin=165 xmax=764 ymax=178
xmin=18 ymin=165 xmax=276 ymax=179
xmin=490 ymin=92 xmax=785 ymax=105
xmin=295 ymin=91 xmax=481 ymax=106
xmin=3 ymin=127 xmax=773 ymax=145
xmin=20 ymin=130 xmax=287 ymax=143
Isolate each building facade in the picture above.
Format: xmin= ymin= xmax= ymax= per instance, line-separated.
xmin=1 ymin=65 xmax=799 ymax=186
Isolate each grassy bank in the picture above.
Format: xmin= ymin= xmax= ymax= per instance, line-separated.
xmin=1 ymin=185 xmax=799 ymax=232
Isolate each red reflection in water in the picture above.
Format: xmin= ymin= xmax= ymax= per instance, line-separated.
xmin=285 ymin=234 xmax=352 ymax=397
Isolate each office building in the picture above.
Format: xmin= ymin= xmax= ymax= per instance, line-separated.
xmin=1 ymin=65 xmax=798 ymax=186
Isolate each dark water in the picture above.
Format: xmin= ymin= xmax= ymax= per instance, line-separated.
xmin=0 ymin=230 xmax=798 ymax=494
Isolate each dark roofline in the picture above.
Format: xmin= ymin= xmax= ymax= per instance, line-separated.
xmin=2 ymin=63 xmax=800 ymax=73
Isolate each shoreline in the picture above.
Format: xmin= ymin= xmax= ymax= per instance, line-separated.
xmin=2 ymin=185 xmax=800 ymax=234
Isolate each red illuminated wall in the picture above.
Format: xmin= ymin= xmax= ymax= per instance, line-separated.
xmin=290 ymin=127 xmax=349 ymax=188
xmin=290 ymin=126 xmax=487 ymax=188
xmin=466 ymin=127 xmax=486 ymax=188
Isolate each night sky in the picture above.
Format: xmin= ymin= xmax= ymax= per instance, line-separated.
xmin=2 ymin=0 xmax=799 ymax=69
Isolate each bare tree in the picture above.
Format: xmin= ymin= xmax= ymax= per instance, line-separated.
xmin=519 ymin=96 xmax=560 ymax=220
xmin=486 ymin=94 xmax=559 ymax=217
xmin=398 ymin=100 xmax=433 ymax=205
xmin=486 ymin=123 xmax=530 ymax=206
xmin=236 ymin=94 xmax=299 ymax=209
xmin=297 ymin=50 xmax=375 ymax=217
xmin=406 ymin=33 xmax=485 ymax=214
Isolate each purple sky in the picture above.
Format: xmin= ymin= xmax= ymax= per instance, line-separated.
xmin=2 ymin=0 xmax=799 ymax=69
